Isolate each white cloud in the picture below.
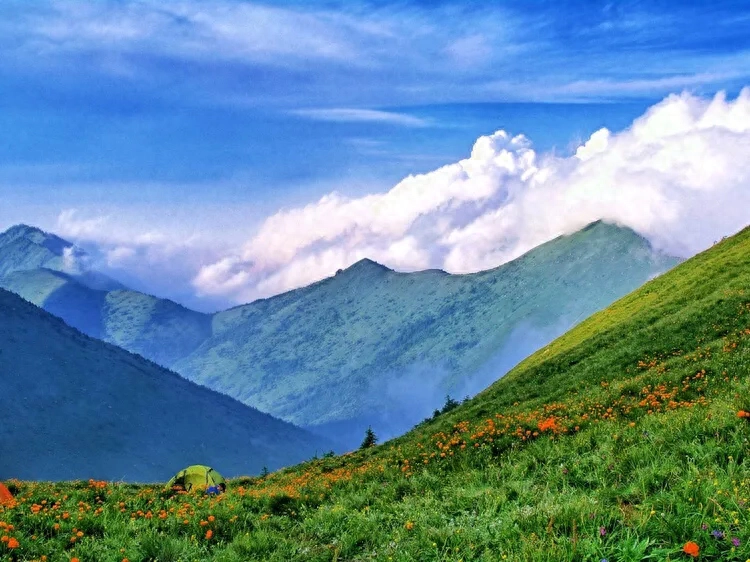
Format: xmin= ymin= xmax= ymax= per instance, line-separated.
xmin=54 ymin=208 xmax=230 ymax=310
xmin=291 ymin=108 xmax=430 ymax=127
xmin=57 ymin=209 xmax=109 ymax=239
xmin=7 ymin=1 xmax=748 ymax=106
xmin=193 ymin=89 xmax=750 ymax=302
xmin=61 ymin=245 xmax=87 ymax=274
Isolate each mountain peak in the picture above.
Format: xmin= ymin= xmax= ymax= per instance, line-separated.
xmin=2 ymin=223 xmax=47 ymax=240
xmin=1 ymin=223 xmax=71 ymax=247
xmin=335 ymin=258 xmax=391 ymax=278
xmin=0 ymin=223 xmax=86 ymax=279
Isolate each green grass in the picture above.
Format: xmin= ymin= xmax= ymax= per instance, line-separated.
xmin=2 ymin=225 xmax=749 ymax=561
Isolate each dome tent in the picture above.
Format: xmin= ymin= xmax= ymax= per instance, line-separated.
xmin=166 ymin=465 xmax=226 ymax=493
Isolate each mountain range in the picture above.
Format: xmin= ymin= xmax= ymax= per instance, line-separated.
xmin=0 ymin=222 xmax=680 ymax=446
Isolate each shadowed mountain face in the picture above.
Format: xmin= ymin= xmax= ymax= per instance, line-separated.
xmin=0 ymin=222 xmax=680 ymax=448
xmin=0 ymin=288 xmax=332 ymax=483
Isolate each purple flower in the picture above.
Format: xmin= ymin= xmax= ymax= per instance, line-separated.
xmin=732 ymin=537 xmax=740 ymax=547
xmin=701 ymin=523 xmax=708 ymax=531
xmin=712 ymin=529 xmax=724 ymax=540
xmin=599 ymin=527 xmax=607 ymax=537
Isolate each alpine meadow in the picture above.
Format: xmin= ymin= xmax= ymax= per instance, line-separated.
xmin=2 ymin=1 xmax=750 ymax=562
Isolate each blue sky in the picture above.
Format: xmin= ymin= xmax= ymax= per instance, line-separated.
xmin=1 ymin=1 xmax=749 ymax=309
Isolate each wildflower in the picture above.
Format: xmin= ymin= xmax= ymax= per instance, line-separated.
xmin=7 ymin=537 xmax=19 ymax=549
xmin=732 ymin=537 xmax=741 ymax=547
xmin=682 ymin=541 xmax=699 ymax=557
xmin=205 ymin=529 xmax=213 ymax=540
xmin=737 ymin=410 xmax=750 ymax=419
xmin=599 ymin=527 xmax=607 ymax=537
xmin=712 ymin=530 xmax=724 ymax=540
xmin=404 ymin=521 xmax=414 ymax=531
xmin=701 ymin=523 xmax=708 ymax=530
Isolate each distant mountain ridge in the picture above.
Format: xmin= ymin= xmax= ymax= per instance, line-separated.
xmin=0 ymin=222 xmax=680 ymax=447
xmin=0 ymin=287 xmax=332 ymax=482
xmin=0 ymin=226 xmax=212 ymax=367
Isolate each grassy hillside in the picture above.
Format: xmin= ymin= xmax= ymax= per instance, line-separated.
xmin=2 ymin=224 xmax=746 ymax=562
xmin=0 ymin=288 xmax=332 ymax=483
xmin=177 ymin=221 xmax=678 ymax=442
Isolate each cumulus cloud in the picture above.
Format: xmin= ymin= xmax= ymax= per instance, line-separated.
xmin=55 ymin=209 xmax=229 ymax=311
xmin=194 ymin=89 xmax=750 ymax=303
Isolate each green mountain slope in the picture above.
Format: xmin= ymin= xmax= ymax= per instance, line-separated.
xmin=214 ymin=223 xmax=750 ymax=560
xmin=0 ymin=226 xmax=212 ymax=368
xmin=176 ymin=221 xmax=679 ymax=442
xmin=0 ymin=288 xmax=332 ymax=483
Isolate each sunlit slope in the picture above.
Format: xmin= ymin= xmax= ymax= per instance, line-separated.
xmin=177 ymin=221 xmax=678 ymax=439
xmin=0 ymin=225 xmax=211 ymax=368
xmin=226 ymin=225 xmax=750 ymax=561
xmin=0 ymin=289 xmax=332 ymax=482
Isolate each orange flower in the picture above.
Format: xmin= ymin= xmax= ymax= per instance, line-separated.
xmin=737 ymin=410 xmax=750 ymax=419
xmin=404 ymin=521 xmax=414 ymax=531
xmin=7 ymin=537 xmax=19 ymax=549
xmin=205 ymin=529 xmax=213 ymax=540
xmin=71 ymin=558 xmax=80 ymax=562
xmin=683 ymin=541 xmax=699 ymax=557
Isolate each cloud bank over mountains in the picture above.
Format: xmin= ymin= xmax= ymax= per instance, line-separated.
xmin=192 ymin=89 xmax=750 ymax=303
xmin=55 ymin=89 xmax=750 ymax=308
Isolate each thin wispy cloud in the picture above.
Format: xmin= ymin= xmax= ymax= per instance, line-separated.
xmin=3 ymin=1 xmax=747 ymax=106
xmin=291 ymin=108 xmax=431 ymax=127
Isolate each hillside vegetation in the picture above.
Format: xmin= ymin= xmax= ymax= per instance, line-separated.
xmin=0 ymin=288 xmax=332 ymax=483
xmin=2 ymin=225 xmax=748 ymax=561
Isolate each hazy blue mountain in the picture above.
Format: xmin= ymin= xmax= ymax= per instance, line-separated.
xmin=0 ymin=224 xmax=122 ymax=290
xmin=0 ymin=226 xmax=211 ymax=368
xmin=174 ymin=221 xmax=680 ymax=444
xmin=0 ymin=288 xmax=332 ymax=482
